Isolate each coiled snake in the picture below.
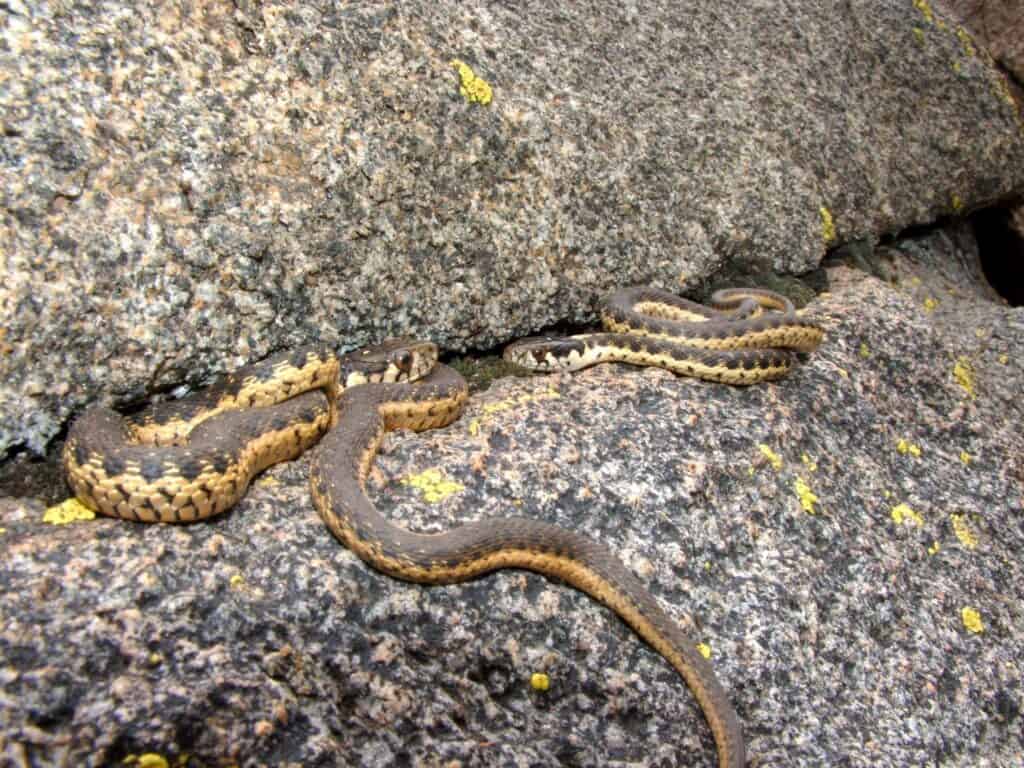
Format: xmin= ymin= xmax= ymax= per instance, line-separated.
xmin=63 ymin=287 xmax=824 ymax=768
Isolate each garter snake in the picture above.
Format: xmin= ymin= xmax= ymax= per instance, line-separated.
xmin=63 ymin=340 xmax=437 ymax=522
xmin=61 ymin=284 xmax=822 ymax=768
xmin=504 ymin=285 xmax=823 ymax=383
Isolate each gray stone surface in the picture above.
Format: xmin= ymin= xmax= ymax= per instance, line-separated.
xmin=944 ymin=0 xmax=1024 ymax=94
xmin=2 ymin=0 xmax=1024 ymax=454
xmin=2 ymin=226 xmax=1023 ymax=766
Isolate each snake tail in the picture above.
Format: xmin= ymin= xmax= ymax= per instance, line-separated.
xmin=309 ymin=366 xmax=745 ymax=768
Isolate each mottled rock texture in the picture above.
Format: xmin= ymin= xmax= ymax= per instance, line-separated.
xmin=2 ymin=227 xmax=1022 ymax=766
xmin=944 ymin=0 xmax=1024 ymax=93
xmin=2 ymin=0 xmax=1024 ymax=454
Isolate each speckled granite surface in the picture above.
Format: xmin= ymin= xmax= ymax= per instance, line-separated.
xmin=1 ymin=227 xmax=1022 ymax=766
xmin=2 ymin=0 xmax=1024 ymax=454
xmin=944 ymin=0 xmax=1024 ymax=95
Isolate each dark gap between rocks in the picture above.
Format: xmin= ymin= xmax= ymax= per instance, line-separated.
xmin=0 ymin=444 xmax=67 ymax=506
xmin=971 ymin=206 xmax=1024 ymax=307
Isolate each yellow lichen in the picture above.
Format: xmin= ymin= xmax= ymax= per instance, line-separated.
xmin=402 ymin=468 xmax=464 ymax=503
xmin=913 ymin=27 xmax=926 ymax=45
xmin=819 ymin=206 xmax=836 ymax=244
xmin=961 ymin=607 xmax=983 ymax=634
xmin=923 ymin=297 xmax=938 ymax=312
xmin=891 ymin=503 xmax=923 ymax=527
xmin=530 ymin=672 xmax=550 ymax=691
xmin=43 ymin=498 xmax=96 ymax=525
xmin=952 ymin=357 xmax=976 ymax=398
xmin=951 ymin=514 xmax=978 ymax=550
xmin=959 ymin=451 xmax=971 ymax=465
xmin=757 ymin=444 xmax=783 ymax=470
xmin=123 ymin=756 xmax=170 ymax=768
xmin=896 ymin=438 xmax=921 ymax=457
xmin=998 ymin=354 xmax=1009 ymax=365
xmin=956 ymin=27 xmax=975 ymax=57
xmin=229 ymin=573 xmax=246 ymax=589
xmin=451 ymin=59 xmax=492 ymax=106
xmin=913 ymin=0 xmax=933 ymax=24
xmin=794 ymin=477 xmax=819 ymax=514
xmin=927 ymin=541 xmax=940 ymax=555
xmin=697 ymin=643 xmax=712 ymax=660
xmin=470 ymin=390 xmax=559 ymax=437
xmin=482 ymin=389 xmax=560 ymax=416
xmin=801 ymin=453 xmax=817 ymax=472
xmin=993 ymin=74 xmax=1017 ymax=109
xmin=859 ymin=342 xmax=870 ymax=359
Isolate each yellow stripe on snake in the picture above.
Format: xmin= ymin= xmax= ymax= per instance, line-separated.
xmin=63 ymin=286 xmax=824 ymax=768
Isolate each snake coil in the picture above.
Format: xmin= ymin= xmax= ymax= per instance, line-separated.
xmin=63 ymin=287 xmax=824 ymax=768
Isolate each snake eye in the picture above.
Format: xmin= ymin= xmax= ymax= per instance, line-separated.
xmin=393 ymin=349 xmax=412 ymax=372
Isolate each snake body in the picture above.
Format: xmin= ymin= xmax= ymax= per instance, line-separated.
xmin=504 ymin=286 xmax=823 ymax=383
xmin=61 ymin=286 xmax=825 ymax=768
xmin=63 ymin=341 xmax=436 ymax=522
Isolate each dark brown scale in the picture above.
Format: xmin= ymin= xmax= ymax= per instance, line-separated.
xmin=102 ymin=453 xmax=126 ymax=478
xmin=140 ymin=456 xmax=165 ymax=482
xmin=289 ymin=348 xmax=313 ymax=369
xmin=178 ymin=455 xmax=204 ymax=481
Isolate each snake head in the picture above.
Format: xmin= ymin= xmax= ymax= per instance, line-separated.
xmin=503 ymin=336 xmax=588 ymax=372
xmin=347 ymin=338 xmax=438 ymax=383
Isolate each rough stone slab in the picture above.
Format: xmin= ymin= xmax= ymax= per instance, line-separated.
xmin=2 ymin=0 xmax=1024 ymax=454
xmin=2 ymin=227 xmax=1023 ymax=766
xmin=944 ymin=0 xmax=1024 ymax=94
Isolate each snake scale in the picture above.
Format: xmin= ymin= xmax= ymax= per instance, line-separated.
xmin=63 ymin=286 xmax=824 ymax=768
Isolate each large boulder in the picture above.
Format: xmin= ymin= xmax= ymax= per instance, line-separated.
xmin=2 ymin=223 xmax=1022 ymax=766
xmin=2 ymin=0 xmax=1023 ymax=454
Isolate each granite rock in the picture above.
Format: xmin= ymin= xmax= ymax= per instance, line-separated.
xmin=2 ymin=0 xmax=1024 ymax=454
xmin=1 ymin=224 xmax=1022 ymax=766
xmin=944 ymin=0 xmax=1024 ymax=96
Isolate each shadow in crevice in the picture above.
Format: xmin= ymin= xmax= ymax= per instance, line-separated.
xmin=972 ymin=206 xmax=1024 ymax=307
